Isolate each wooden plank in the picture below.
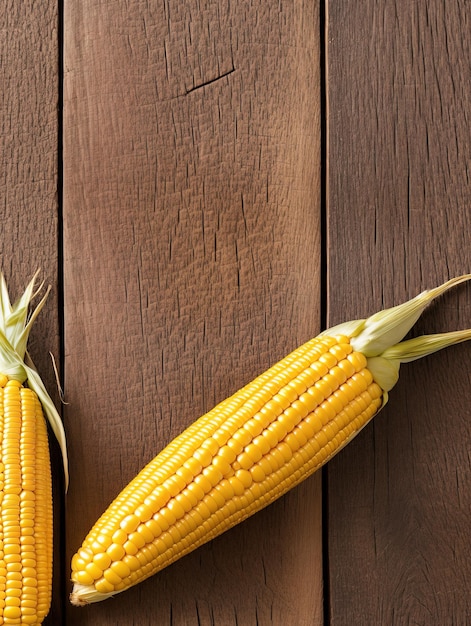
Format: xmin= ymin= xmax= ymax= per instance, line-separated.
xmin=326 ymin=1 xmax=471 ymax=623
xmin=0 ymin=2 xmax=62 ymax=624
xmin=63 ymin=1 xmax=323 ymax=623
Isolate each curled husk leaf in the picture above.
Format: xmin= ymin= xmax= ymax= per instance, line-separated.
xmin=0 ymin=271 xmax=68 ymax=489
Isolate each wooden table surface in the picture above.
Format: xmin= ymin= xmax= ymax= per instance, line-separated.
xmin=2 ymin=1 xmax=470 ymax=624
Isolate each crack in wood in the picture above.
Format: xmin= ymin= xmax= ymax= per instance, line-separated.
xmin=185 ymin=67 xmax=236 ymax=95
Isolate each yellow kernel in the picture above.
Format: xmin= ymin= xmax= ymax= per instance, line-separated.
xmin=110 ymin=560 xmax=131 ymax=579
xmin=95 ymin=577 xmax=115 ymax=594
xmin=368 ymin=382 xmax=383 ymax=400
xmin=127 ymin=532 xmax=146 ymax=550
xmin=267 ymin=419 xmax=287 ymax=442
xmin=103 ymin=568 xmax=122 ymax=585
xmin=159 ymin=505 xmax=177 ymax=527
xmin=283 ymin=405 xmax=303 ymax=428
xmin=209 ymin=487 xmax=225 ymax=508
xmin=123 ymin=554 xmax=141 ymax=572
xmin=211 ymin=428 xmax=231 ymax=446
xmin=277 ymin=442 xmax=293 ymax=462
xmin=3 ymin=605 xmax=21 ymax=619
xmin=2 ymin=493 xmax=20 ymax=507
xmin=263 ymin=397 xmax=284 ymax=417
xmin=228 ymin=475 xmax=245 ymax=497
xmin=329 ymin=342 xmax=351 ymax=360
xmin=250 ymin=464 xmax=266 ymax=482
xmin=327 ymin=392 xmax=346 ymax=416
xmin=135 ymin=503 xmax=153 ymax=523
xmin=145 ymin=487 xmax=170 ymax=511
xmin=144 ymin=518 xmax=162 ymax=539
xmin=174 ymin=492 xmax=193 ymax=513
xmin=261 ymin=428 xmax=278 ymax=448
xmin=284 ymin=432 xmax=301 ymax=453
xmin=195 ymin=500 xmax=211 ymax=520
xmin=183 ymin=457 xmax=203 ymax=477
xmin=4 ymin=554 xmax=20 ymax=564
xmin=347 ymin=351 xmax=367 ymax=372
xmin=106 ymin=543 xmax=125 ymax=562
xmin=122 ymin=541 xmax=138 ymax=556
xmin=235 ymin=469 xmax=252 ymax=489
xmin=136 ymin=524 xmax=154 ymax=543
xmin=159 ymin=531 xmax=174 ymax=550
xmin=6 ymin=379 xmax=22 ymax=388
xmin=243 ymin=419 xmax=263 ymax=438
xmin=165 ymin=474 xmax=185 ymax=496
xmin=200 ymin=437 xmax=219 ymax=456
xmin=111 ymin=529 xmax=128 ymax=545
xmin=94 ymin=533 xmax=112 ymax=550
xmin=337 ymin=357 xmax=356 ymax=378
xmin=74 ymin=570 xmax=94 ymax=586
xmin=21 ymin=567 xmax=36 ymax=579
xmin=93 ymin=552 xmax=112 ymax=571
xmin=193 ymin=473 xmax=212 ymax=494
xmin=236 ymin=451 xmax=253 ymax=471
xmin=226 ymin=437 xmax=243 ymax=455
xmin=329 ymin=364 xmax=348 ymax=386
xmin=250 ymin=434 xmax=269 ymax=456
xmin=211 ymin=455 xmax=232 ymax=476
xmin=214 ymin=479 xmax=234 ymax=500
xmin=202 ymin=494 xmax=218 ymax=514
xmin=277 ymin=384 xmax=298 ymax=405
xmin=232 ymin=429 xmax=252 ymax=447
xmin=193 ymin=447 xmax=213 ymax=466
xmin=166 ymin=498 xmax=185 ymax=520
xmin=85 ymin=562 xmax=102 ymax=580
xmin=315 ymin=401 xmax=336 ymax=425
xmin=187 ymin=508 xmax=204 ymax=528
xmin=184 ymin=481 xmax=204 ymax=504
xmin=216 ymin=445 xmax=237 ymax=465
xmin=244 ymin=442 xmax=263 ymax=464
xmin=315 ymin=430 xmax=328 ymax=448
xmin=120 ymin=514 xmax=140 ymax=534
xmin=174 ymin=465 xmax=193 ymax=485
xmin=202 ymin=465 xmax=223 ymax=487
xmin=319 ymin=351 xmax=338 ymax=369
xmin=360 ymin=368 xmax=373 ymax=385
xmin=258 ymin=456 xmax=273 ymax=476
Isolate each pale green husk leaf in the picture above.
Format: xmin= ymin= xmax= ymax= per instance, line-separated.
xmin=322 ymin=274 xmax=471 ymax=397
xmin=0 ymin=272 xmax=68 ymax=489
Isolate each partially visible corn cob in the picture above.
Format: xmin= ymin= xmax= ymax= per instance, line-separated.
xmin=70 ymin=275 xmax=471 ymax=606
xmin=0 ymin=273 xmax=68 ymax=624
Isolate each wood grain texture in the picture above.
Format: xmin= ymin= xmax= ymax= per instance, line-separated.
xmin=0 ymin=2 xmax=62 ymax=624
xmin=63 ymin=1 xmax=322 ymax=623
xmin=326 ymin=2 xmax=471 ymax=624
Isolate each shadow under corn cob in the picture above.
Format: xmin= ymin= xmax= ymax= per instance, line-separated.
xmin=70 ymin=275 xmax=471 ymax=606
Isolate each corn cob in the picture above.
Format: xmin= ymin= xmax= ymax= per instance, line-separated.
xmin=70 ymin=275 xmax=471 ymax=606
xmin=0 ymin=273 xmax=68 ymax=624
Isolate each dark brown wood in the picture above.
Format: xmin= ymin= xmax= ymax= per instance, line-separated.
xmin=0 ymin=2 xmax=62 ymax=624
xmin=63 ymin=1 xmax=322 ymax=623
xmin=326 ymin=2 xmax=471 ymax=623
